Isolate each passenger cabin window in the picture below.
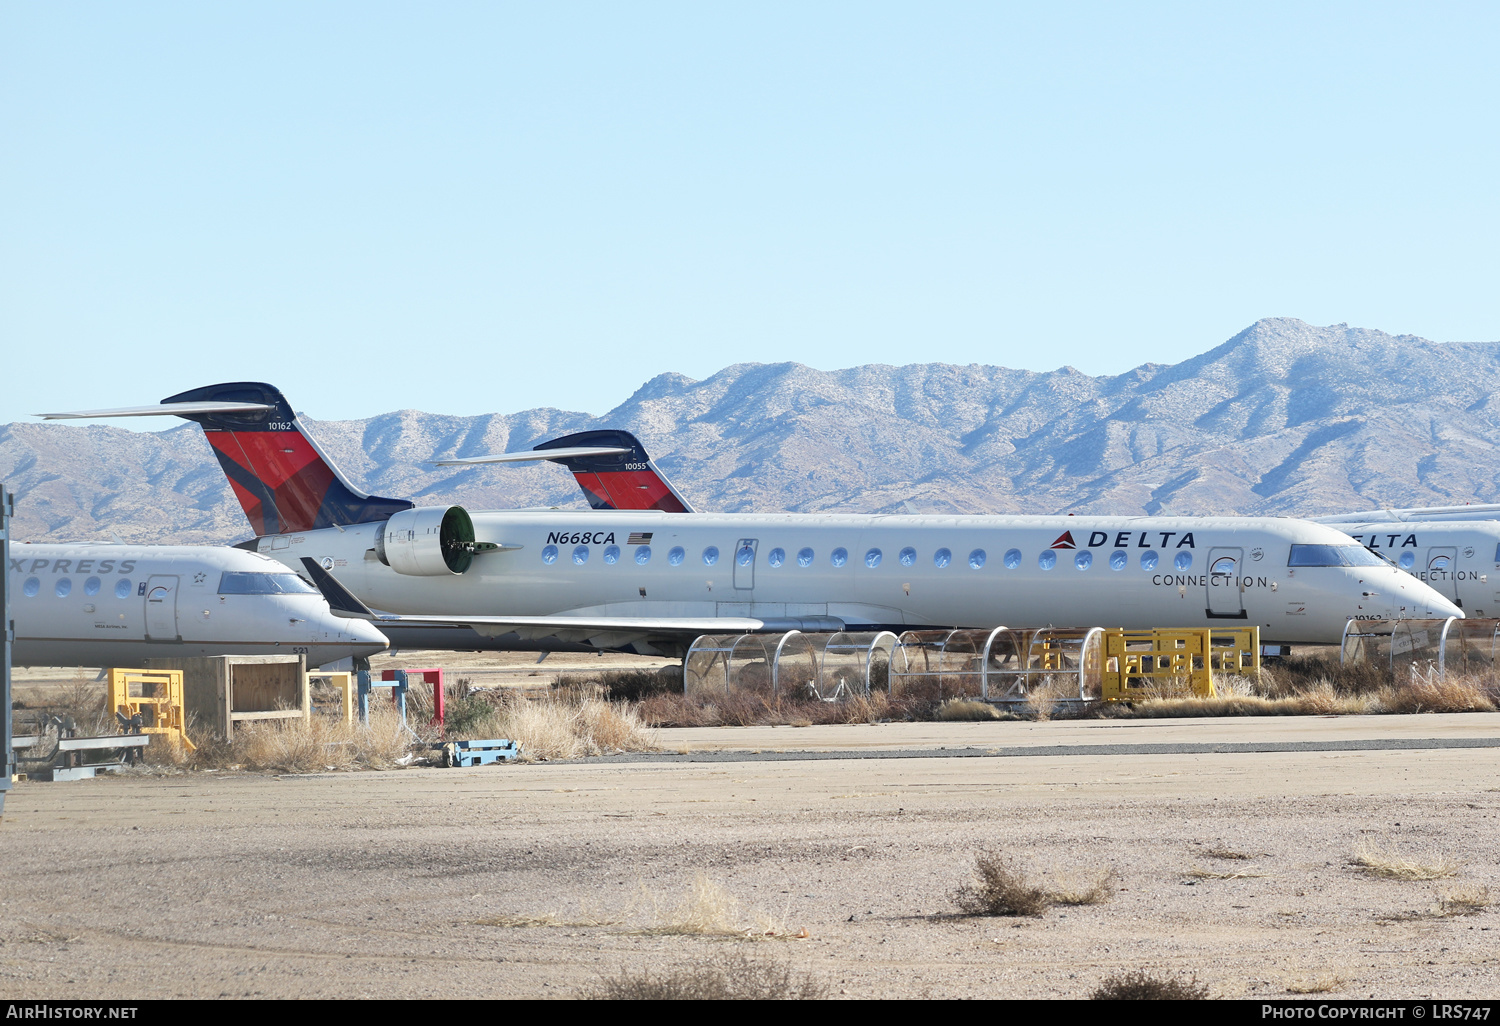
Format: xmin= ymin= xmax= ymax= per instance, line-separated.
xmin=635 ymin=545 xmax=652 ymax=565
xmin=831 ymin=548 xmax=848 ymax=567
xmin=797 ymin=547 xmax=814 ymax=567
xmin=573 ymin=545 xmax=589 ymax=564
xmin=767 ymin=547 xmax=785 ymax=568
xmin=84 ymin=576 xmax=102 ymax=596
xmin=1287 ymin=544 xmax=1388 ymax=568
xmin=1210 ymin=555 xmax=1236 ymax=574
xmin=1140 ymin=551 xmax=1159 ymax=571
xmin=603 ymin=545 xmax=620 ymax=565
xmin=1429 ymin=553 xmax=1451 ymax=571
xmin=218 ymin=572 xmax=318 ymax=594
xmin=1399 ymin=551 xmax=1415 ymax=570
xmin=933 ymin=548 xmax=952 ymax=568
xmin=899 ymin=547 xmax=916 ymax=567
xmin=703 ymin=546 xmax=719 ymax=566
xmin=865 ymin=548 xmax=882 ymax=568
xmin=668 ymin=546 xmax=686 ymax=566
xmin=1109 ymin=550 xmax=1127 ymax=571
xmin=1074 ymin=551 xmax=1091 ymax=571
xmin=23 ymin=577 xmax=39 ymax=598
xmin=115 ymin=579 xmax=132 ymax=598
xmin=737 ymin=545 xmax=754 ymax=566
xmin=1038 ymin=551 xmax=1057 ymax=571
xmin=1174 ymin=551 xmax=1193 ymax=571
xmin=55 ymin=577 xmax=72 ymax=597
xmin=1003 ymin=549 xmax=1021 ymax=569
xmin=541 ymin=545 xmax=559 ymax=564
xmin=968 ymin=549 xmax=986 ymax=569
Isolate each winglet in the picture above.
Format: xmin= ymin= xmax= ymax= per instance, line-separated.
xmin=300 ymin=558 xmax=378 ymax=619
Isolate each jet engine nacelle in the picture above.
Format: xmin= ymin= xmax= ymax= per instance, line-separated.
xmin=375 ymin=505 xmax=477 ymax=576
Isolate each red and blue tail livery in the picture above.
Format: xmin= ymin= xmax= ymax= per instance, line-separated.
xmin=533 ymin=430 xmax=693 ymax=513
xmin=161 ymin=383 xmax=413 ymax=535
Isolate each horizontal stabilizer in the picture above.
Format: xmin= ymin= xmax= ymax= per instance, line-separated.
xmin=431 ymin=445 xmax=631 ymax=466
xmin=37 ymin=401 xmax=275 ymax=420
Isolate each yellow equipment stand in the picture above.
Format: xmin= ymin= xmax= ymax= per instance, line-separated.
xmin=308 ymin=671 xmax=355 ymax=724
xmin=1101 ymin=627 xmax=1259 ymax=702
xmin=107 ymin=668 xmax=197 ymax=752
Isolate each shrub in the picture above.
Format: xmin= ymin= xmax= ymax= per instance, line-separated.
xmin=581 ymin=953 xmax=826 ymax=1000
xmin=951 ymin=853 xmax=1052 ymax=917
xmin=1090 ymin=970 xmax=1209 ymax=1000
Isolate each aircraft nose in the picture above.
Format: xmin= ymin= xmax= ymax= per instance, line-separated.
xmin=1394 ymin=572 xmax=1464 ymax=619
xmin=314 ymin=606 xmax=389 ymax=657
xmin=346 ymin=617 xmax=391 ymax=656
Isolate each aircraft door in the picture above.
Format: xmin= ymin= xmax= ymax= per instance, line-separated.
xmin=1425 ymin=547 xmax=1460 ymax=602
xmin=733 ymin=539 xmax=757 ymax=592
xmin=1205 ymin=547 xmax=1246 ymax=618
xmin=144 ymin=575 xmax=180 ymax=641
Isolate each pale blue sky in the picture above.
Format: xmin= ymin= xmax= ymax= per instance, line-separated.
xmin=4 ymin=2 xmax=1498 ymax=426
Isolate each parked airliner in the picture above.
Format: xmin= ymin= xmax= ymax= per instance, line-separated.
xmin=9 ymin=541 xmax=389 ymax=667
xmin=40 ymin=384 xmax=1463 ymax=653
xmin=1311 ymin=506 xmax=1500 ymax=616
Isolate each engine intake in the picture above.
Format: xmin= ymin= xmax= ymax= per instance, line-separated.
xmin=375 ymin=506 xmax=477 ymax=576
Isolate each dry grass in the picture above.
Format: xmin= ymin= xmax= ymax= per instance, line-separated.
xmin=1107 ymin=683 xmax=1369 ymax=719
xmin=633 ymin=873 xmax=803 ymax=940
xmin=933 ymin=698 xmax=1002 ymax=721
xmin=191 ymin=707 xmax=412 ymax=772
xmin=1090 ymin=970 xmax=1209 ymax=1000
xmin=579 ymin=952 xmax=826 ymax=1000
xmin=1434 ymin=884 xmax=1492 ymax=916
xmin=1047 ymin=869 xmax=1117 ymax=906
xmin=1186 ymin=865 xmax=1267 ymax=880
xmin=1287 ymin=974 xmax=1344 ymax=995
xmin=1025 ymin=675 xmax=1079 ymax=721
xmin=1203 ymin=847 xmax=1259 ymax=860
xmin=605 ymin=654 xmax=1499 ymax=726
xmin=474 ymin=901 xmax=625 ymax=929
xmin=639 ymin=873 xmax=746 ymax=937
xmin=490 ymin=693 xmax=656 ymax=760
xmin=1376 ymin=677 xmax=1497 ymax=714
xmin=636 ymin=689 xmax=893 ymax=728
xmin=1351 ymin=842 xmax=1461 ymax=881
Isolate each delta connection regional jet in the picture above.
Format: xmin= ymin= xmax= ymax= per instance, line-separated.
xmin=41 ymin=384 xmax=1461 ymax=654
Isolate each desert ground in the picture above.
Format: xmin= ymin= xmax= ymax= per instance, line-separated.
xmin=2 ymin=710 xmax=1498 ymax=1000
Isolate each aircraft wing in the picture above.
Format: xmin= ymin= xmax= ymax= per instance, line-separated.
xmin=299 ymin=558 xmax=758 ymax=648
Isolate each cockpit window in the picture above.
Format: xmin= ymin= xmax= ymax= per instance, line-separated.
xmin=218 ymin=572 xmax=318 ymax=595
xmin=1287 ymin=544 xmax=1389 ymax=568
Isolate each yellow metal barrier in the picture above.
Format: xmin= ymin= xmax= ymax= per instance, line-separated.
xmin=1101 ymin=627 xmax=1259 ymax=702
xmin=107 ymin=668 xmax=197 ymax=751
xmin=308 ymin=671 xmax=355 ymax=724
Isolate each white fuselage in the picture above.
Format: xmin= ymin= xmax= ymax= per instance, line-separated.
xmin=1323 ymin=521 xmax=1500 ymax=616
xmin=260 ymin=512 xmax=1463 ymax=645
xmin=8 ymin=543 xmax=389 ymax=667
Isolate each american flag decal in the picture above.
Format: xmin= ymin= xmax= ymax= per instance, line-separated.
xmin=628 ymin=532 xmax=653 ymax=545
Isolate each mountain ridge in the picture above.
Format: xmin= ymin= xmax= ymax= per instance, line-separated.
xmin=6 ymin=318 xmax=1500 ymax=544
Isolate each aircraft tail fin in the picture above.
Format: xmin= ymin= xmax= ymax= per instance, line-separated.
xmin=163 ymin=383 xmax=413 ymax=535
xmin=535 ymin=430 xmax=694 ymax=512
